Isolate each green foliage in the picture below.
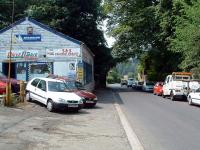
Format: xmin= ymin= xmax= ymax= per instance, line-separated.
xmin=127 ymin=72 xmax=134 ymax=78
xmin=170 ymin=0 xmax=200 ymax=71
xmin=106 ymin=68 xmax=121 ymax=83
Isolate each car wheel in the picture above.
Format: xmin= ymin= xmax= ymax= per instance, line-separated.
xmin=26 ymin=91 xmax=32 ymax=102
xmin=170 ymin=91 xmax=175 ymax=101
xmin=162 ymin=93 xmax=166 ymax=98
xmin=47 ymin=100 xmax=54 ymax=112
xmin=188 ymin=96 xmax=193 ymax=105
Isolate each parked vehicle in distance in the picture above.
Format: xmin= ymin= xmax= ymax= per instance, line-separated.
xmin=162 ymin=72 xmax=200 ymax=100
xmin=132 ymin=81 xmax=144 ymax=90
xmin=127 ymin=78 xmax=134 ymax=87
xmin=187 ymin=88 xmax=200 ymax=105
xmin=26 ymin=77 xmax=83 ymax=112
xmin=0 ymin=72 xmax=20 ymax=93
xmin=48 ymin=75 xmax=98 ymax=107
xmin=121 ymin=79 xmax=128 ymax=87
xmin=0 ymin=81 xmax=6 ymax=94
xmin=153 ymin=82 xmax=163 ymax=96
xmin=142 ymin=81 xmax=155 ymax=92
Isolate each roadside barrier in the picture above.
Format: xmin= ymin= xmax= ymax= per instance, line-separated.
xmin=2 ymin=81 xmax=26 ymax=107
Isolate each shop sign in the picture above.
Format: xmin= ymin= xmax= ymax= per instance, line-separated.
xmin=6 ymin=50 xmax=38 ymax=61
xmin=77 ymin=62 xmax=83 ymax=80
xmin=15 ymin=34 xmax=41 ymax=42
xmin=46 ymin=48 xmax=81 ymax=58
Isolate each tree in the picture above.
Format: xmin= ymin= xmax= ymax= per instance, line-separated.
xmin=0 ymin=0 xmax=115 ymax=87
xmin=103 ymin=0 xmax=182 ymax=81
xmin=170 ymin=0 xmax=200 ymax=72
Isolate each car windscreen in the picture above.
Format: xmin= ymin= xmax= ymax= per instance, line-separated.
xmin=48 ymin=81 xmax=69 ymax=92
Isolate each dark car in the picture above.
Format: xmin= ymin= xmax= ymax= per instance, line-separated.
xmin=0 ymin=72 xmax=20 ymax=93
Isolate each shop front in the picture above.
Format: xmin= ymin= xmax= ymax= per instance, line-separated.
xmin=0 ymin=17 xmax=94 ymax=91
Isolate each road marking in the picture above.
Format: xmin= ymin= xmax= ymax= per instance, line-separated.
xmin=112 ymin=92 xmax=144 ymax=150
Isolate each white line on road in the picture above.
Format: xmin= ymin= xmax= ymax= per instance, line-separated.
xmin=112 ymin=92 xmax=144 ymax=150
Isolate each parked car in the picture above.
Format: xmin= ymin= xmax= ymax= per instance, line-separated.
xmin=26 ymin=77 xmax=84 ymax=112
xmin=121 ymin=79 xmax=128 ymax=87
xmin=0 ymin=81 xmax=6 ymax=94
xmin=142 ymin=81 xmax=155 ymax=92
xmin=0 ymin=72 xmax=20 ymax=93
xmin=48 ymin=75 xmax=98 ymax=107
xmin=187 ymin=88 xmax=200 ymax=105
xmin=127 ymin=78 xmax=134 ymax=87
xmin=132 ymin=81 xmax=144 ymax=90
xmin=63 ymin=79 xmax=98 ymax=107
xmin=153 ymin=82 xmax=163 ymax=96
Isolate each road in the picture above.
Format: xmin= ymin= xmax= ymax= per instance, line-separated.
xmin=0 ymin=89 xmax=131 ymax=150
xmin=110 ymin=84 xmax=200 ymax=150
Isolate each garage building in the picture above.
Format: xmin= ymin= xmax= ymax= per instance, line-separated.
xmin=0 ymin=17 xmax=94 ymax=91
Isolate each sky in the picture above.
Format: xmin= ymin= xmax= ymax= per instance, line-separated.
xmin=102 ymin=20 xmax=115 ymax=48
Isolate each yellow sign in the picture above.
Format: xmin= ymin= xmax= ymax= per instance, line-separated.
xmin=77 ymin=68 xmax=83 ymax=79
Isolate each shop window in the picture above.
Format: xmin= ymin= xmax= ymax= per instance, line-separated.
xmin=29 ymin=62 xmax=52 ymax=80
xmin=16 ymin=62 xmax=26 ymax=81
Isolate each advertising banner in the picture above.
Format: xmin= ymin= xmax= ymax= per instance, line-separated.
xmin=0 ymin=50 xmax=39 ymax=61
xmin=15 ymin=34 xmax=41 ymax=42
xmin=46 ymin=48 xmax=81 ymax=58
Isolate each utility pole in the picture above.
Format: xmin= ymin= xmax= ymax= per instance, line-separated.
xmin=6 ymin=0 xmax=15 ymax=106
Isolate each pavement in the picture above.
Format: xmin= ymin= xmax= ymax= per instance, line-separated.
xmin=0 ymin=89 xmax=131 ymax=150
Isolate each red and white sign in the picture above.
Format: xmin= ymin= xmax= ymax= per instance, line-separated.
xmin=46 ymin=48 xmax=81 ymax=58
xmin=0 ymin=50 xmax=38 ymax=61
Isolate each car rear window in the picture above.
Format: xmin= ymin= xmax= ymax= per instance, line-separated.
xmin=146 ymin=82 xmax=154 ymax=86
xmin=31 ymin=78 xmax=40 ymax=87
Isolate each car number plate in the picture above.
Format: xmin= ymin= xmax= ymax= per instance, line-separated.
xmin=68 ymin=104 xmax=78 ymax=108
xmin=86 ymin=101 xmax=94 ymax=103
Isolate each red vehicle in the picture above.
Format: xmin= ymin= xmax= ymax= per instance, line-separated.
xmin=0 ymin=81 xmax=6 ymax=95
xmin=153 ymin=82 xmax=163 ymax=96
xmin=48 ymin=75 xmax=98 ymax=107
xmin=0 ymin=72 xmax=20 ymax=93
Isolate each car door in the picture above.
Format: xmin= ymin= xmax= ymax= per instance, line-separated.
xmin=192 ymin=88 xmax=200 ymax=104
xmin=28 ymin=78 xmax=40 ymax=100
xmin=35 ymin=80 xmax=47 ymax=105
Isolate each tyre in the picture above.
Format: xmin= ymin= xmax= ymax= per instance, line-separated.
xmin=188 ymin=96 xmax=193 ymax=105
xmin=170 ymin=91 xmax=175 ymax=101
xmin=26 ymin=91 xmax=32 ymax=102
xmin=47 ymin=100 xmax=54 ymax=112
xmin=162 ymin=93 xmax=166 ymax=98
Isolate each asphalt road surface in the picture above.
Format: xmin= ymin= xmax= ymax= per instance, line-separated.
xmin=109 ymin=84 xmax=200 ymax=150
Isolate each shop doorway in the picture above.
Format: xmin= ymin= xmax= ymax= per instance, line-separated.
xmin=2 ymin=62 xmax=16 ymax=78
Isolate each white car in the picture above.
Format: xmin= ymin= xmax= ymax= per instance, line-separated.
xmin=26 ymin=77 xmax=83 ymax=112
xmin=127 ymin=78 xmax=134 ymax=87
xmin=142 ymin=81 xmax=155 ymax=92
xmin=187 ymin=88 xmax=200 ymax=105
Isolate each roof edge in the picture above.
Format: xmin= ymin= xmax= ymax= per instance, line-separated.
xmin=0 ymin=17 xmax=82 ymax=45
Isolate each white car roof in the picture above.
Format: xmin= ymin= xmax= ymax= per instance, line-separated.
xmin=31 ymin=77 xmax=63 ymax=82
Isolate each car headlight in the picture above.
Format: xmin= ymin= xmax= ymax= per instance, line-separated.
xmin=94 ymin=97 xmax=98 ymax=101
xmin=58 ymin=98 xmax=67 ymax=103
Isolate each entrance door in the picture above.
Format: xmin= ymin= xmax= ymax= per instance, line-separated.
xmin=2 ymin=62 xmax=16 ymax=78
